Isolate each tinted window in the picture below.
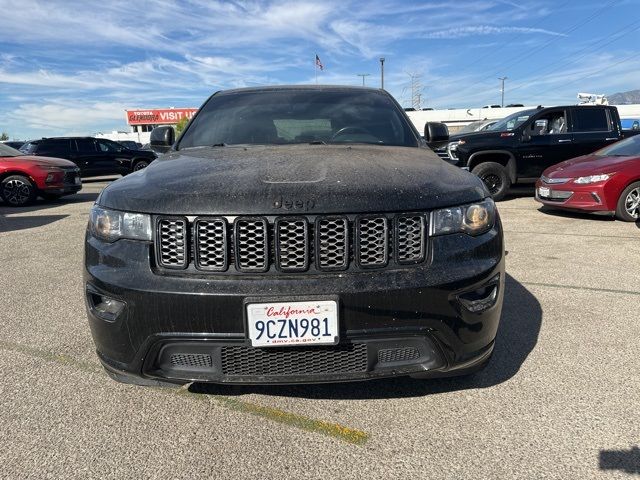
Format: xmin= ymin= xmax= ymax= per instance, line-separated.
xmin=595 ymin=135 xmax=640 ymax=157
xmin=38 ymin=139 xmax=71 ymax=156
xmin=178 ymin=89 xmax=418 ymax=148
xmin=491 ymin=109 xmax=537 ymax=131
xmin=97 ymin=139 xmax=119 ymax=152
xmin=20 ymin=142 xmax=37 ymax=154
xmin=572 ymin=108 xmax=610 ymax=132
xmin=76 ymin=138 xmax=98 ymax=154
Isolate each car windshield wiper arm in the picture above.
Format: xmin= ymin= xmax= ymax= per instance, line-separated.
xmin=211 ymin=143 xmax=227 ymax=147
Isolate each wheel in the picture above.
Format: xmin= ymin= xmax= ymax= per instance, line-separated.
xmin=40 ymin=193 xmax=64 ymax=201
xmin=0 ymin=175 xmax=37 ymax=206
xmin=472 ymin=162 xmax=511 ymax=201
xmin=132 ymin=160 xmax=150 ymax=172
xmin=615 ymin=181 xmax=640 ymax=222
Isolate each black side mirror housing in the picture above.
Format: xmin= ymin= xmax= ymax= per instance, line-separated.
xmin=150 ymin=126 xmax=176 ymax=154
xmin=424 ymin=122 xmax=449 ymax=148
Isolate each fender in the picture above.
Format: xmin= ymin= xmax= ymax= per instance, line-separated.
xmin=468 ymin=150 xmax=517 ymax=184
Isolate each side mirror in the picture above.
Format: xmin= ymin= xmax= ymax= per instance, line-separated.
xmin=150 ymin=126 xmax=175 ymax=153
xmin=424 ymin=122 xmax=449 ymax=148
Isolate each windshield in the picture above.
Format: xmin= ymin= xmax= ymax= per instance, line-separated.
xmin=0 ymin=144 xmax=23 ymax=157
xmin=456 ymin=121 xmax=485 ymax=135
xmin=595 ymin=134 xmax=640 ymax=156
xmin=491 ymin=109 xmax=537 ymax=132
xmin=178 ymin=89 xmax=419 ymax=149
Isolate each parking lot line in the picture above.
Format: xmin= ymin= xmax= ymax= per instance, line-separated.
xmin=0 ymin=339 xmax=369 ymax=446
xmin=522 ymin=281 xmax=640 ymax=297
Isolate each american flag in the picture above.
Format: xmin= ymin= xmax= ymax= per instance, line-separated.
xmin=315 ymin=54 xmax=324 ymax=71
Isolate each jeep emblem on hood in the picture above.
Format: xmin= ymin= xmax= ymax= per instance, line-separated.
xmin=273 ymin=195 xmax=316 ymax=211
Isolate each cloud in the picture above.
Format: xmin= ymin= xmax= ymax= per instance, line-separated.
xmin=423 ymin=25 xmax=566 ymax=39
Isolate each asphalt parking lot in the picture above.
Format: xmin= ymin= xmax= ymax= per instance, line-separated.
xmin=0 ymin=180 xmax=638 ymax=479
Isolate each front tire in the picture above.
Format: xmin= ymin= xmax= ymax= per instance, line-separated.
xmin=132 ymin=160 xmax=149 ymax=172
xmin=0 ymin=175 xmax=37 ymax=206
xmin=615 ymin=181 xmax=640 ymax=222
xmin=472 ymin=162 xmax=511 ymax=201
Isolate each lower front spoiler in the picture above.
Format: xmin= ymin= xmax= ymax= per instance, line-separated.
xmin=98 ymin=335 xmax=495 ymax=386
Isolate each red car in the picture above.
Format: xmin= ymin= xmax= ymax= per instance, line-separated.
xmin=0 ymin=143 xmax=81 ymax=206
xmin=536 ymin=135 xmax=640 ymax=221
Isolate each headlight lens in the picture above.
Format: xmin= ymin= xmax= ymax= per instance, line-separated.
xmin=431 ymin=198 xmax=496 ymax=236
xmin=447 ymin=140 xmax=463 ymax=160
xmin=88 ymin=205 xmax=152 ymax=242
xmin=573 ymin=173 xmax=613 ymax=184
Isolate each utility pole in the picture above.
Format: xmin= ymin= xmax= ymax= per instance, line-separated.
xmin=379 ymin=57 xmax=385 ymax=89
xmin=357 ymin=73 xmax=371 ymax=86
xmin=498 ymin=76 xmax=507 ymax=107
xmin=407 ymin=73 xmax=423 ymax=110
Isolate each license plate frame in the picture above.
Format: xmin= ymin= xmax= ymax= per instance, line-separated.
xmin=245 ymin=298 xmax=339 ymax=348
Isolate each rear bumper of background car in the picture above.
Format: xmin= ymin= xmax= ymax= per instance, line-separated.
xmin=535 ymin=179 xmax=614 ymax=213
xmin=85 ymin=221 xmax=505 ymax=385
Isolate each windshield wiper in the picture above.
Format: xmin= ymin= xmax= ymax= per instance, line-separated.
xmin=211 ymin=143 xmax=227 ymax=147
xmin=308 ymin=140 xmax=326 ymax=145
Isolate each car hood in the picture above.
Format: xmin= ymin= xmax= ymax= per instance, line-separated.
xmin=1 ymin=155 xmax=77 ymax=168
xmin=543 ymin=154 xmax=640 ymax=178
xmin=98 ymin=144 xmax=488 ymax=215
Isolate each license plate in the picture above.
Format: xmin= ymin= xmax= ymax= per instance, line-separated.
xmin=246 ymin=300 xmax=338 ymax=347
xmin=74 ymin=176 xmax=82 ymax=185
xmin=538 ymin=186 xmax=550 ymax=197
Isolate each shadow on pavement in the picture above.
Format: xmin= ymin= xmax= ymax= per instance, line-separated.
xmin=537 ymin=206 xmax=615 ymax=222
xmin=503 ymin=185 xmax=535 ymax=200
xmin=600 ymin=446 xmax=640 ymax=475
xmin=190 ymin=273 xmax=542 ymax=399
xmin=0 ymin=214 xmax=69 ymax=233
xmin=0 ymin=192 xmax=99 ymax=233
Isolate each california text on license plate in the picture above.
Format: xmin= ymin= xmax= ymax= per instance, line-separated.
xmin=538 ymin=186 xmax=550 ymax=197
xmin=246 ymin=300 xmax=339 ymax=347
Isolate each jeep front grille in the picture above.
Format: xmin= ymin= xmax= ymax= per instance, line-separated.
xmin=156 ymin=218 xmax=187 ymax=268
xmin=154 ymin=212 xmax=428 ymax=274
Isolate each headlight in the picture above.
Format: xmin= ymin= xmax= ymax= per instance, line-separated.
xmin=573 ymin=173 xmax=613 ymax=184
xmin=447 ymin=140 xmax=463 ymax=160
xmin=431 ymin=198 xmax=496 ymax=236
xmin=88 ymin=205 xmax=152 ymax=242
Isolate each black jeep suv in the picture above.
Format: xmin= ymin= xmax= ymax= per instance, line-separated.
xmin=21 ymin=137 xmax=157 ymax=177
xmin=441 ymin=105 xmax=623 ymax=200
xmin=85 ymin=86 xmax=504 ymax=386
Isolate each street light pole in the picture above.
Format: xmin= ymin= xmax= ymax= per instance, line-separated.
xmin=357 ymin=73 xmax=371 ymax=86
xmin=498 ymin=76 xmax=507 ymax=107
xmin=379 ymin=57 xmax=385 ymax=89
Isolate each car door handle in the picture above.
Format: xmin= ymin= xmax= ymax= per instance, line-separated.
xmin=605 ymin=137 xmax=617 ymax=141
xmin=557 ymin=139 xmax=572 ymax=143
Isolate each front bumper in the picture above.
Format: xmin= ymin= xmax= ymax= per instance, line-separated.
xmin=85 ymin=222 xmax=505 ymax=385
xmin=535 ymin=180 xmax=614 ymax=213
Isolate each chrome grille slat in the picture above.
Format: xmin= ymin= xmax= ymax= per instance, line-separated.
xmin=195 ymin=218 xmax=228 ymax=271
xmin=357 ymin=216 xmax=389 ymax=267
xmin=275 ymin=218 xmax=309 ymax=272
xmin=157 ymin=218 xmax=187 ymax=268
xmin=154 ymin=213 xmax=428 ymax=273
xmin=396 ymin=215 xmax=426 ymax=264
xmin=235 ymin=218 xmax=268 ymax=272
xmin=316 ymin=217 xmax=349 ymax=270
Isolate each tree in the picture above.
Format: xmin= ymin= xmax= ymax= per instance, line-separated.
xmin=0 ymin=132 xmax=9 ymax=141
xmin=175 ymin=117 xmax=189 ymax=137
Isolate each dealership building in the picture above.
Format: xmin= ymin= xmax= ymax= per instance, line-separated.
xmin=95 ymin=107 xmax=198 ymax=145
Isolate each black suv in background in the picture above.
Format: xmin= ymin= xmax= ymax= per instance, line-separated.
xmin=441 ymin=105 xmax=623 ymax=200
xmin=20 ymin=137 xmax=157 ymax=177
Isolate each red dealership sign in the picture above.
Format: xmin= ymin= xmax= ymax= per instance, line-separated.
xmin=126 ymin=108 xmax=198 ymax=126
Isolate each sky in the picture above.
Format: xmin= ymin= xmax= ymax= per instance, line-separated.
xmin=0 ymin=0 xmax=639 ymax=140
